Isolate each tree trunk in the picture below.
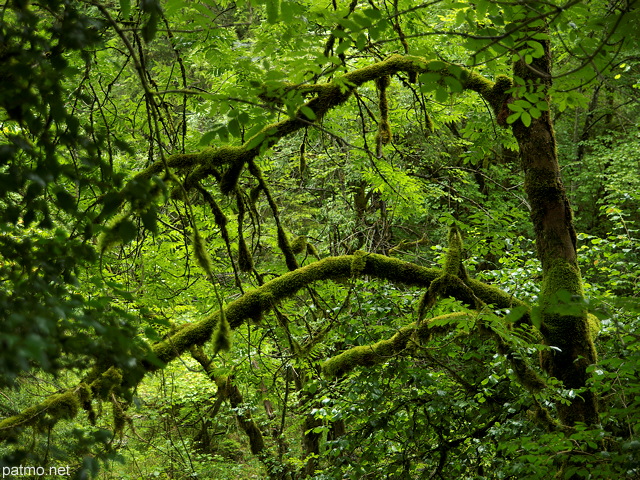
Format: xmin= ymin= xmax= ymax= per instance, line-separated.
xmin=511 ymin=38 xmax=598 ymax=426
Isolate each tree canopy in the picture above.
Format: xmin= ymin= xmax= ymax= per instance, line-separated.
xmin=1 ymin=0 xmax=639 ymax=478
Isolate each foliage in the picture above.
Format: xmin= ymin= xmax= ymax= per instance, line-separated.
xmin=0 ymin=0 xmax=639 ymax=479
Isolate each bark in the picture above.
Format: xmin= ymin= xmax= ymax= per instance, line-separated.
xmin=511 ymin=38 xmax=598 ymax=426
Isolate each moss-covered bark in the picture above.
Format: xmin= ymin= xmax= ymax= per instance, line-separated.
xmin=322 ymin=312 xmax=469 ymax=378
xmin=511 ymin=36 xmax=598 ymax=426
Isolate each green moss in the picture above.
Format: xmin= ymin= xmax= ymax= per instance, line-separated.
xmin=322 ymin=330 xmax=410 ymax=378
xmin=376 ymin=75 xmax=392 ymax=146
xmin=77 ymin=383 xmax=96 ymax=425
xmin=299 ymin=141 xmax=307 ymax=175
xmin=376 ymin=120 xmax=392 ymax=146
xmin=97 ymin=210 xmax=132 ymax=254
xmin=424 ymin=112 xmax=434 ymax=135
xmin=444 ymin=226 xmax=464 ymax=275
xmin=45 ymin=390 xmax=80 ymax=421
xmin=91 ymin=366 xmax=123 ymax=399
xmin=306 ymin=242 xmax=320 ymax=259
xmin=152 ymin=315 xmax=218 ymax=365
xmin=587 ymin=313 xmax=600 ymax=339
xmin=323 ymin=312 xmax=470 ymax=378
xmin=0 ymin=389 xmax=82 ymax=440
xmin=249 ymin=185 xmax=262 ymax=204
xmin=203 ymin=190 xmax=228 ymax=227
xmin=350 ymin=250 xmax=367 ymax=277
xmin=213 ymin=308 xmax=232 ymax=354
xmin=467 ymin=278 xmax=528 ymax=311
xmin=238 ymin=236 xmax=254 ymax=272
xmin=493 ymin=75 xmax=513 ymax=97
xmin=112 ymin=400 xmax=126 ymax=435
xmin=220 ymin=157 xmax=245 ymax=195
xmin=145 ymin=254 xmax=529 ymax=370
xmin=277 ymin=225 xmax=299 ymax=271
xmin=291 ymin=235 xmax=307 ymax=254
xmin=192 ymin=228 xmax=215 ymax=282
xmin=541 ymin=258 xmax=584 ymax=300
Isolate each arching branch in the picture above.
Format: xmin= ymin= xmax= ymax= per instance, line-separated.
xmin=104 ymin=55 xmax=512 ymax=215
xmin=0 ymin=253 xmax=528 ymax=441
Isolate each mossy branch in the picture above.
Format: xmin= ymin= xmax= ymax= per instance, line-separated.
xmin=0 ymin=253 xmax=527 ymax=441
xmin=322 ymin=312 xmax=470 ymax=378
xmin=104 ymin=55 xmax=506 ymax=213
xmin=0 ymin=366 xmax=122 ymax=441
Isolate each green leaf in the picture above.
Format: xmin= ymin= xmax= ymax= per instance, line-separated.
xmin=476 ymin=0 xmax=489 ymax=18
xmin=418 ymin=72 xmax=441 ymax=88
xmin=117 ymin=219 xmax=138 ymax=244
xmin=245 ymin=132 xmax=266 ymax=150
xmin=140 ymin=209 xmax=157 ymax=234
xmin=199 ymin=131 xmax=217 ymax=146
xmin=506 ymin=112 xmax=521 ymax=124
xmin=536 ymin=100 xmax=549 ymax=111
xmin=521 ymin=111 xmax=532 ymax=127
xmin=55 ymin=190 xmax=76 ymax=212
xmin=444 ymin=76 xmax=463 ymax=93
xmin=228 ymin=118 xmax=241 ymax=138
xmin=299 ymin=105 xmax=316 ymax=120
xmin=435 ymin=87 xmax=449 ymax=103
xmin=335 ymin=39 xmax=352 ymax=55
xmin=266 ymin=0 xmax=279 ymax=24
xmin=427 ymin=60 xmax=446 ymax=71
xmin=362 ymin=8 xmax=382 ymax=20
xmin=120 ymin=0 xmax=131 ymax=18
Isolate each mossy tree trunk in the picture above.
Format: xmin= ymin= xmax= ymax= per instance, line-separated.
xmin=511 ymin=37 xmax=598 ymax=426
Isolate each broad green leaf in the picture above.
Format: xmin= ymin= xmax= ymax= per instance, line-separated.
xmin=228 ymin=118 xmax=242 ymax=138
xmin=435 ymin=87 xmax=449 ymax=103
xmin=199 ymin=131 xmax=217 ymax=146
xmin=335 ymin=39 xmax=352 ymax=55
xmin=506 ymin=112 xmax=521 ymax=124
xmin=444 ymin=76 xmax=463 ymax=93
xmin=266 ymin=0 xmax=279 ymax=24
xmin=428 ymin=60 xmax=446 ymax=71
xmin=120 ymin=0 xmax=131 ymax=18
xmin=299 ymin=106 xmax=316 ymax=120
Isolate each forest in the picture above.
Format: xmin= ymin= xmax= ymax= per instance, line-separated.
xmin=0 ymin=0 xmax=639 ymax=478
